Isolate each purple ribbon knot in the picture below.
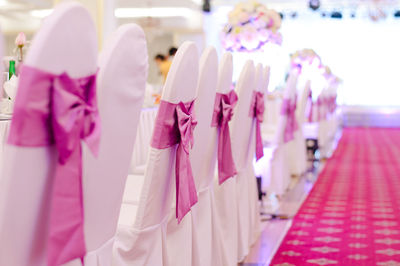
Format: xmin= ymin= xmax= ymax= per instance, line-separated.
xmin=211 ymin=90 xmax=238 ymax=184
xmin=151 ymin=100 xmax=198 ymax=223
xmin=281 ymin=96 xmax=298 ymax=143
xmin=8 ymin=65 xmax=100 ymax=266
xmin=249 ymin=91 xmax=265 ymax=161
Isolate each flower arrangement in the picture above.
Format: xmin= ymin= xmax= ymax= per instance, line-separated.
xmin=323 ymin=66 xmax=342 ymax=85
xmin=222 ymin=0 xmax=282 ymax=52
xmin=290 ymin=49 xmax=322 ymax=69
xmin=290 ymin=49 xmax=341 ymax=84
xmin=15 ymin=32 xmax=26 ymax=62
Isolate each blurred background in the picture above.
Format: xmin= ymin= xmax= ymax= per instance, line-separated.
xmin=1 ymin=0 xmax=400 ymax=107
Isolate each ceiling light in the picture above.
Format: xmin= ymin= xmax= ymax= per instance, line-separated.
xmin=115 ymin=7 xmax=194 ymax=18
xmin=30 ymin=9 xmax=53 ymax=18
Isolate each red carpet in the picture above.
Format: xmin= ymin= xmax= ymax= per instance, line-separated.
xmin=271 ymin=128 xmax=400 ymax=266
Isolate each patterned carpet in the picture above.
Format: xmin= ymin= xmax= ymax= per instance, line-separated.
xmin=271 ymin=128 xmax=400 ymax=266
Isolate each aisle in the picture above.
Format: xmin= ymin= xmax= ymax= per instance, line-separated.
xmin=271 ymin=127 xmax=400 ymax=266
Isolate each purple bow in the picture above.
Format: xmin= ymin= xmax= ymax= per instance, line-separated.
xmin=316 ymin=96 xmax=327 ymax=121
xmin=307 ymin=90 xmax=314 ymax=122
xmin=211 ymin=90 xmax=238 ymax=184
xmin=8 ymin=65 xmax=100 ymax=266
xmin=329 ymin=96 xmax=337 ymax=113
xmin=249 ymin=91 xmax=265 ymax=161
xmin=151 ymin=100 xmax=198 ymax=222
xmin=281 ymin=96 xmax=298 ymax=143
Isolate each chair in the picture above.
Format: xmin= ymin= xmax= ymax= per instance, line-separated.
xmin=190 ymin=48 xmax=227 ymax=266
xmin=113 ymin=41 xmax=199 ymax=266
xmin=0 ymin=3 xmax=97 ymax=265
xmin=287 ymin=80 xmax=310 ymax=176
xmin=81 ymin=23 xmax=148 ymax=265
xmin=260 ymin=70 xmax=299 ymax=196
xmin=213 ymin=52 xmax=241 ymax=266
xmin=228 ymin=60 xmax=259 ymax=262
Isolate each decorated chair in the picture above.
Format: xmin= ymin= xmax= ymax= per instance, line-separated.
xmin=258 ymin=70 xmax=299 ymax=197
xmin=81 ymin=23 xmax=148 ymax=265
xmin=113 ymin=41 xmax=199 ymax=265
xmin=191 ymin=49 xmax=236 ymax=266
xmin=212 ymin=52 xmax=242 ymax=266
xmin=214 ymin=59 xmax=261 ymax=263
xmin=287 ymin=80 xmax=310 ymax=176
xmin=0 ymin=3 xmax=99 ymax=265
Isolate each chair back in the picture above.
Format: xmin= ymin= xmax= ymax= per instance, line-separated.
xmin=0 ymin=3 xmax=97 ymax=265
xmin=230 ymin=61 xmax=256 ymax=170
xmin=82 ymin=24 xmax=147 ymax=263
xmin=190 ymin=47 xmax=219 ymax=191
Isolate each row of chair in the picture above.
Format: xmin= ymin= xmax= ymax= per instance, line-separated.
xmin=0 ymin=2 xmax=340 ymax=265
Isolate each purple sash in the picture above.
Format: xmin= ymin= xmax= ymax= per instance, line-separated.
xmin=211 ymin=90 xmax=238 ymax=184
xmin=307 ymin=90 xmax=314 ymax=122
xmin=249 ymin=91 xmax=265 ymax=161
xmin=151 ymin=100 xmax=198 ymax=222
xmin=8 ymin=65 xmax=100 ymax=266
xmin=281 ymin=96 xmax=298 ymax=143
xmin=316 ymin=96 xmax=327 ymax=121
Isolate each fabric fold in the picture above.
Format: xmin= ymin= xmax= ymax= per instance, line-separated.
xmin=281 ymin=96 xmax=298 ymax=143
xmin=307 ymin=90 xmax=313 ymax=122
xmin=8 ymin=64 xmax=100 ymax=266
xmin=151 ymin=99 xmax=198 ymax=222
xmin=211 ymin=90 xmax=238 ymax=184
xmin=249 ymin=91 xmax=265 ymax=161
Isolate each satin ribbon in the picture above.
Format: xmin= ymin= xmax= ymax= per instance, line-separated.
xmin=316 ymin=96 xmax=327 ymax=121
xmin=249 ymin=91 xmax=265 ymax=161
xmin=329 ymin=96 xmax=337 ymax=113
xmin=211 ymin=90 xmax=238 ymax=184
xmin=151 ymin=99 xmax=198 ymax=222
xmin=281 ymin=96 xmax=298 ymax=143
xmin=8 ymin=65 xmax=100 ymax=266
xmin=307 ymin=90 xmax=314 ymax=122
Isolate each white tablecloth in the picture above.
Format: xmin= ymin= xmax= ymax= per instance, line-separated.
xmin=130 ymin=107 xmax=158 ymax=174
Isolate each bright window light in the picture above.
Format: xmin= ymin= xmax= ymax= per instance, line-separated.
xmin=30 ymin=9 xmax=53 ymax=18
xmin=191 ymin=0 xmax=202 ymax=4
xmin=115 ymin=7 xmax=194 ymax=18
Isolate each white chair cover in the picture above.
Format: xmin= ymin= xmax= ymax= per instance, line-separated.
xmin=265 ymin=70 xmax=299 ymax=196
xmin=81 ymin=24 xmax=148 ymax=265
xmin=230 ymin=61 xmax=260 ymax=261
xmin=0 ymin=29 xmax=5 ymax=175
xmin=326 ymin=85 xmax=339 ymax=140
xmin=113 ymin=41 xmax=199 ymax=266
xmin=213 ymin=52 xmax=240 ymax=266
xmin=317 ymin=88 xmax=329 ymax=149
xmin=0 ymin=3 xmax=97 ymax=265
xmin=287 ymin=80 xmax=310 ymax=176
xmin=189 ymin=47 xmax=221 ymax=266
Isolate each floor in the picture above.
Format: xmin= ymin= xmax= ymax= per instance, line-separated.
xmin=241 ymin=109 xmax=400 ymax=266
xmin=243 ymin=126 xmax=400 ymax=266
xmin=241 ymin=136 xmax=337 ymax=266
xmin=271 ymin=127 xmax=400 ymax=265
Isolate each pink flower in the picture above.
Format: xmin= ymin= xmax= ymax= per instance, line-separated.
xmin=15 ymin=32 xmax=26 ymax=47
xmin=258 ymin=28 xmax=270 ymax=42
